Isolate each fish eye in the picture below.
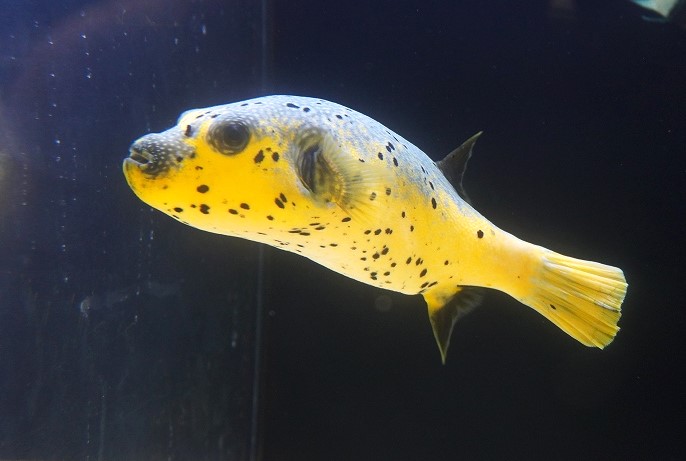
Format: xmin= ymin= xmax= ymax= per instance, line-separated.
xmin=208 ymin=121 xmax=250 ymax=155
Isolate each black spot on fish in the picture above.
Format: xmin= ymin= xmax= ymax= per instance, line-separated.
xmin=385 ymin=187 xmax=391 ymax=196
xmin=195 ymin=166 xmax=204 ymax=170
xmin=384 ymin=271 xmax=390 ymax=276
xmin=391 ymin=262 xmax=397 ymax=267
xmin=364 ymin=230 xmax=372 ymax=235
xmin=254 ymin=150 xmax=265 ymax=163
xmin=550 ymin=304 xmax=557 ymax=310
xmin=200 ymin=204 xmax=210 ymax=214
xmin=315 ymin=226 xmax=326 ymax=230
xmin=369 ymin=192 xmax=377 ymax=201
xmin=410 ymin=225 xmax=415 ymax=232
xmin=393 ymin=157 xmax=399 ymax=167
xmin=228 ymin=209 xmax=238 ymax=215
xmin=385 ymin=228 xmax=392 ymax=235
xmin=336 ymin=114 xmax=343 ymax=120
xmin=303 ymin=107 xmax=311 ymax=112
xmin=197 ymin=184 xmax=209 ymax=193
xmin=381 ymin=247 xmax=389 ymax=255
xmin=240 ymin=203 xmax=250 ymax=210
xmin=428 ymin=281 xmax=438 ymax=288
xmin=267 ymin=215 xmax=274 ymax=220
xmin=280 ymin=193 xmax=288 ymax=203
xmin=184 ymin=125 xmax=193 ymax=137
xmin=374 ymin=229 xmax=382 ymax=235
xmin=275 ymin=198 xmax=285 ymax=209
xmin=175 ymin=156 xmax=183 ymax=163
xmin=419 ymin=268 xmax=427 ymax=277
xmin=341 ymin=217 xmax=352 ymax=222
xmin=173 ymin=207 xmax=183 ymax=213
xmin=286 ymin=103 xmax=300 ymax=109
xmin=272 ymin=152 xmax=280 ymax=161
xmin=431 ymin=198 xmax=437 ymax=209
xmin=444 ymin=260 xmax=449 ymax=265
xmin=406 ymin=257 xmax=412 ymax=264
xmin=377 ymin=152 xmax=384 ymax=160
xmin=401 ymin=211 xmax=406 ymax=218
xmin=358 ymin=158 xmax=365 ymax=163
xmin=416 ymin=258 xmax=423 ymax=265
xmin=370 ymin=272 xmax=378 ymax=281
xmin=421 ymin=282 xmax=429 ymax=289
xmin=477 ymin=230 xmax=484 ymax=239
xmin=372 ymin=253 xmax=380 ymax=259
xmin=361 ymin=257 xmax=367 ymax=261
xmin=429 ymin=181 xmax=435 ymax=190
xmin=190 ymin=204 xmax=197 ymax=208
xmin=329 ymin=243 xmax=338 ymax=247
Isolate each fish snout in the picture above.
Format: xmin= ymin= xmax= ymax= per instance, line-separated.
xmin=124 ymin=132 xmax=192 ymax=176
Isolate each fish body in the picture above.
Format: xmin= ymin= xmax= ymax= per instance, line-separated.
xmin=123 ymin=95 xmax=627 ymax=362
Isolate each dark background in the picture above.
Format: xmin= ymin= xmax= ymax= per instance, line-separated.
xmin=0 ymin=0 xmax=684 ymax=460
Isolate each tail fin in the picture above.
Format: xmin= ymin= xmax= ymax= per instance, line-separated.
xmin=524 ymin=251 xmax=627 ymax=348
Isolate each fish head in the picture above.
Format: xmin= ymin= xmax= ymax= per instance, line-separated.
xmin=122 ymin=98 xmax=356 ymax=236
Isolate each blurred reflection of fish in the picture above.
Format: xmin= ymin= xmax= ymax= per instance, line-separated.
xmin=78 ymin=281 xmax=180 ymax=318
xmin=631 ymin=0 xmax=686 ymax=26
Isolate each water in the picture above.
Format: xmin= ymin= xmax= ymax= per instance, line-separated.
xmin=1 ymin=0 xmax=684 ymax=460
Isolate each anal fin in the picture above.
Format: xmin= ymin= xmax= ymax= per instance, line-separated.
xmin=423 ymin=286 xmax=484 ymax=364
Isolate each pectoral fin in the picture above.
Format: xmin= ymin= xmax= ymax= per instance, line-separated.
xmin=423 ymin=286 xmax=484 ymax=364
xmin=295 ymin=132 xmax=389 ymax=222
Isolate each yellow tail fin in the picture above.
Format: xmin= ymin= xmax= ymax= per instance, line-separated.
xmin=524 ymin=251 xmax=627 ymax=348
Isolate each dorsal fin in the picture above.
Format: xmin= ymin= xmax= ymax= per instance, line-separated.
xmin=436 ymin=131 xmax=482 ymax=204
xmin=423 ymin=285 xmax=484 ymax=364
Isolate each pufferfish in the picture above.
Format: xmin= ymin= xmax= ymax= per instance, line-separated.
xmin=123 ymin=95 xmax=627 ymax=362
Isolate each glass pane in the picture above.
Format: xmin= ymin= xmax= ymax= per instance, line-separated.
xmin=0 ymin=1 xmax=267 ymax=459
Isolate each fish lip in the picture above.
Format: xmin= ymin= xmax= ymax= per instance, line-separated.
xmin=127 ymin=146 xmax=154 ymax=166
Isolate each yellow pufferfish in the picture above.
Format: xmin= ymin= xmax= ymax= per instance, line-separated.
xmin=123 ymin=95 xmax=627 ymax=363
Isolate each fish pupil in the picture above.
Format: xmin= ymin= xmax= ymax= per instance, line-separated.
xmin=209 ymin=121 xmax=250 ymax=155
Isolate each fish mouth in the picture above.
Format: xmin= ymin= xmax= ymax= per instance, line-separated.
xmin=127 ymin=146 xmax=154 ymax=166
